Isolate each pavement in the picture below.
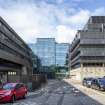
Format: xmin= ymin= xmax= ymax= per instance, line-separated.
xmin=2 ymin=79 xmax=105 ymax=105
xmin=64 ymin=79 xmax=105 ymax=105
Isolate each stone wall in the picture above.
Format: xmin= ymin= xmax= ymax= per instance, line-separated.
xmin=70 ymin=66 xmax=105 ymax=82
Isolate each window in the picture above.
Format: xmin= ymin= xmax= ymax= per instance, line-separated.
xmin=15 ymin=84 xmax=20 ymax=89
xmin=8 ymin=72 xmax=16 ymax=76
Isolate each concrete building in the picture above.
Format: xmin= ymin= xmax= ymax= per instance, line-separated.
xmin=70 ymin=16 xmax=105 ymax=81
xmin=0 ymin=17 xmax=33 ymax=83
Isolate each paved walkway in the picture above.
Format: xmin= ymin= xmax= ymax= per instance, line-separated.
xmin=64 ymin=79 xmax=105 ymax=105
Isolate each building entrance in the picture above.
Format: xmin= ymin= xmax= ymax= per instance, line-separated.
xmin=0 ymin=72 xmax=7 ymax=83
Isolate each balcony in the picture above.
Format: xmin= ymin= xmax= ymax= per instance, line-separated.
xmin=80 ymin=39 xmax=105 ymax=45
xmin=81 ymin=50 xmax=105 ymax=56
xmin=71 ymin=38 xmax=80 ymax=51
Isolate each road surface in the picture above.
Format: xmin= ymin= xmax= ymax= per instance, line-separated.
xmin=4 ymin=80 xmax=102 ymax=105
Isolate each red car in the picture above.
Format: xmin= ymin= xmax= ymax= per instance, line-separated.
xmin=0 ymin=83 xmax=27 ymax=103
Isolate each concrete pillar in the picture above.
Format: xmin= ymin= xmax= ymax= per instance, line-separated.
xmin=103 ymin=63 xmax=105 ymax=69
xmin=22 ymin=66 xmax=27 ymax=75
xmin=94 ymin=65 xmax=96 ymax=77
xmin=80 ymin=63 xmax=83 ymax=81
xmin=102 ymin=63 xmax=105 ymax=77
xmin=21 ymin=66 xmax=29 ymax=83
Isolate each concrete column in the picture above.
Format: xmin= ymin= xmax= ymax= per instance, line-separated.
xmin=102 ymin=63 xmax=105 ymax=77
xmin=22 ymin=66 xmax=27 ymax=75
xmin=103 ymin=63 xmax=105 ymax=69
xmin=80 ymin=63 xmax=83 ymax=81
xmin=21 ymin=66 xmax=29 ymax=83
xmin=94 ymin=65 xmax=97 ymax=77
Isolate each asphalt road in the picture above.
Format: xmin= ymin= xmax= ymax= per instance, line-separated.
xmin=4 ymin=80 xmax=103 ymax=105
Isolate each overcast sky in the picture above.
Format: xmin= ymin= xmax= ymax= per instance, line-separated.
xmin=0 ymin=0 xmax=105 ymax=43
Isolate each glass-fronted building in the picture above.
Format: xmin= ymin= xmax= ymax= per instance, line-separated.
xmin=29 ymin=38 xmax=70 ymax=78
xmin=56 ymin=43 xmax=70 ymax=78
xmin=36 ymin=38 xmax=56 ymax=66
xmin=29 ymin=38 xmax=56 ymax=74
xmin=56 ymin=43 xmax=69 ymax=66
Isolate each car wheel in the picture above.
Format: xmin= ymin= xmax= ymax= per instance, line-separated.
xmin=87 ymin=85 xmax=89 ymax=88
xmin=23 ymin=93 xmax=27 ymax=99
xmin=97 ymin=86 xmax=100 ymax=90
xmin=11 ymin=95 xmax=15 ymax=103
xmin=91 ymin=85 xmax=94 ymax=89
xmin=95 ymin=86 xmax=97 ymax=89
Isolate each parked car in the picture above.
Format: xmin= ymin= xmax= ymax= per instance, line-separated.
xmin=82 ymin=77 xmax=93 ymax=88
xmin=91 ymin=78 xmax=105 ymax=91
xmin=0 ymin=83 xmax=27 ymax=103
xmin=103 ymin=76 xmax=105 ymax=78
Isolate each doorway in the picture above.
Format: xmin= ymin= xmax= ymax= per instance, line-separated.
xmin=0 ymin=72 xmax=7 ymax=83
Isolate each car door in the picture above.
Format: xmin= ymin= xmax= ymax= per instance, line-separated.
xmin=15 ymin=84 xmax=22 ymax=99
xmin=94 ymin=79 xmax=98 ymax=89
xmin=92 ymin=79 xmax=96 ymax=89
xmin=19 ymin=84 xmax=26 ymax=97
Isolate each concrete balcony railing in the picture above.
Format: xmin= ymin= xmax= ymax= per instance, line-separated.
xmin=81 ymin=52 xmax=105 ymax=56
xmin=80 ymin=39 xmax=105 ymax=44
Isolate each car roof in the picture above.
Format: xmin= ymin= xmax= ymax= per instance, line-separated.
xmin=98 ymin=78 xmax=105 ymax=80
xmin=3 ymin=83 xmax=17 ymax=87
xmin=4 ymin=83 xmax=24 ymax=86
xmin=5 ymin=83 xmax=17 ymax=85
xmin=84 ymin=77 xmax=93 ymax=79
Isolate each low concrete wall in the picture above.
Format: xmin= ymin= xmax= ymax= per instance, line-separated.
xmin=82 ymin=67 xmax=105 ymax=78
xmin=70 ymin=68 xmax=81 ymax=81
xmin=22 ymin=74 xmax=47 ymax=91
xmin=8 ymin=75 xmax=20 ymax=82
xmin=7 ymin=74 xmax=47 ymax=91
xmin=70 ymin=67 xmax=105 ymax=82
xmin=31 ymin=74 xmax=47 ymax=90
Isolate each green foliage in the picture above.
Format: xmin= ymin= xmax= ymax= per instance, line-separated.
xmin=50 ymin=65 xmax=58 ymax=72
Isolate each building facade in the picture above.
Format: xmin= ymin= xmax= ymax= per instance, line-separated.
xmin=0 ymin=17 xmax=33 ymax=83
xmin=30 ymin=51 xmax=42 ymax=74
xmin=70 ymin=16 xmax=105 ymax=81
xmin=36 ymin=38 xmax=56 ymax=67
xmin=29 ymin=38 xmax=56 ymax=78
xmin=56 ymin=43 xmax=70 ymax=77
xmin=56 ymin=43 xmax=69 ymax=66
xmin=29 ymin=38 xmax=70 ymax=78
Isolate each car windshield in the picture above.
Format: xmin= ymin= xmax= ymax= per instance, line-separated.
xmin=87 ymin=78 xmax=93 ymax=81
xmin=3 ymin=84 xmax=15 ymax=90
xmin=99 ymin=79 xmax=105 ymax=84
